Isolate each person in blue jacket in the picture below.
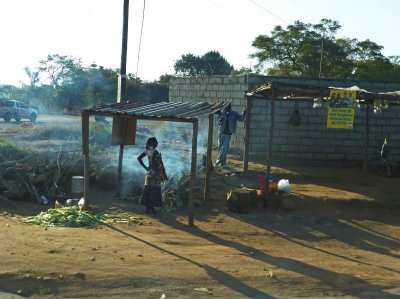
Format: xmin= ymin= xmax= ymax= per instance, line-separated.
xmin=214 ymin=102 xmax=246 ymax=167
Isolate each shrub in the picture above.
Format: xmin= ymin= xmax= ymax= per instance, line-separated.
xmin=31 ymin=125 xmax=81 ymax=140
xmin=89 ymin=122 xmax=111 ymax=146
xmin=27 ymin=123 xmax=112 ymax=148
xmin=0 ymin=141 xmax=32 ymax=160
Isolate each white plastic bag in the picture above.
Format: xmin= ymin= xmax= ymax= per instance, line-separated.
xmin=78 ymin=197 xmax=85 ymax=210
xmin=277 ymin=179 xmax=291 ymax=195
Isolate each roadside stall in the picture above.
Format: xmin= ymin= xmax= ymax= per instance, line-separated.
xmin=243 ymin=81 xmax=400 ymax=191
xmin=81 ymin=101 xmax=224 ymax=226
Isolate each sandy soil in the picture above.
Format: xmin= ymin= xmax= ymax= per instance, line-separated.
xmin=1 ymin=156 xmax=400 ymax=299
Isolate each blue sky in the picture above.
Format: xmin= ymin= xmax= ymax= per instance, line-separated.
xmin=1 ymin=0 xmax=399 ymax=86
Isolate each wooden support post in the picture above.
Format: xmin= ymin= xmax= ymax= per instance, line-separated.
xmin=188 ymin=119 xmax=198 ymax=226
xmin=116 ymin=117 xmax=127 ymax=197
xmin=204 ymin=114 xmax=213 ymax=201
xmin=117 ymin=144 xmax=125 ymax=197
xmin=81 ymin=111 xmax=90 ymax=210
xmin=363 ymin=102 xmax=370 ymax=173
xmin=243 ymin=96 xmax=252 ymax=174
xmin=266 ymin=87 xmax=276 ymax=199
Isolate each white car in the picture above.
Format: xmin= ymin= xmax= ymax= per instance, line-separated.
xmin=0 ymin=100 xmax=38 ymax=122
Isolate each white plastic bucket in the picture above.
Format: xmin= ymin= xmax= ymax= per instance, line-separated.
xmin=71 ymin=176 xmax=84 ymax=194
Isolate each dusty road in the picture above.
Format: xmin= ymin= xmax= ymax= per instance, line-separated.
xmin=0 ymin=113 xmax=89 ymax=127
xmin=1 ymin=161 xmax=400 ymax=298
xmin=0 ymin=114 xmax=400 ymax=298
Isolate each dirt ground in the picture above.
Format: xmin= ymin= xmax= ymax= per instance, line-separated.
xmin=1 ymin=153 xmax=400 ymax=299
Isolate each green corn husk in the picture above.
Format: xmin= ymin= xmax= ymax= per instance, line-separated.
xmin=24 ymin=206 xmax=100 ymax=228
xmin=23 ymin=207 xmax=145 ymax=227
xmin=97 ymin=209 xmax=144 ymax=225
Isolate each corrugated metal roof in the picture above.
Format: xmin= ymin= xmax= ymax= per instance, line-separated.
xmin=83 ymin=101 xmax=224 ymax=121
xmin=247 ymin=82 xmax=400 ymax=102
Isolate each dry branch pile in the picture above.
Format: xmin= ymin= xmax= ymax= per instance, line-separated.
xmin=0 ymin=149 xmax=83 ymax=203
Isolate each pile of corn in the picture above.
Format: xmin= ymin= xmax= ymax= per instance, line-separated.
xmin=24 ymin=207 xmax=144 ymax=227
xmin=24 ymin=206 xmax=100 ymax=227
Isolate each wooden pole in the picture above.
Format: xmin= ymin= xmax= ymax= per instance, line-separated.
xmin=81 ymin=111 xmax=90 ymax=210
xmin=116 ymin=144 xmax=125 ymax=197
xmin=243 ymin=96 xmax=252 ymax=174
xmin=116 ymin=118 xmax=128 ymax=197
xmin=204 ymin=114 xmax=214 ymax=201
xmin=363 ymin=102 xmax=370 ymax=173
xmin=265 ymin=87 xmax=276 ymax=201
xmin=189 ymin=120 xmax=198 ymax=226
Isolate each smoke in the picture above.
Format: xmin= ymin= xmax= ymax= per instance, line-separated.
xmin=118 ymin=120 xmax=210 ymax=196
xmin=7 ymin=113 xmax=212 ymax=198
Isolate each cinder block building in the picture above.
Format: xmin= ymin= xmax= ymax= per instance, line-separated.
xmin=169 ymin=75 xmax=400 ymax=163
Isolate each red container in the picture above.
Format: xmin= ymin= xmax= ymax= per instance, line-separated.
xmin=258 ymin=175 xmax=267 ymax=196
xmin=258 ymin=174 xmax=277 ymax=197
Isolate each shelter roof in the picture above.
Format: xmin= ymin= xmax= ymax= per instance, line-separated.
xmin=83 ymin=101 xmax=224 ymax=122
xmin=247 ymin=81 xmax=400 ymax=103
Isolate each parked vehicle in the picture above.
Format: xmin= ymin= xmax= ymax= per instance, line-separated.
xmin=0 ymin=100 xmax=38 ymax=122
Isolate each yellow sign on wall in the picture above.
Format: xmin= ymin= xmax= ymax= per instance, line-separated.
xmin=327 ymin=89 xmax=356 ymax=129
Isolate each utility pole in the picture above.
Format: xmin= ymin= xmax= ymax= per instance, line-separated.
xmin=118 ymin=0 xmax=129 ymax=103
xmin=116 ymin=0 xmax=130 ymax=197
xmin=318 ymin=33 xmax=324 ymax=79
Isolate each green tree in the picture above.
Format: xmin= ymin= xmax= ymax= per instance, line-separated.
xmin=174 ymin=54 xmax=203 ymax=76
xmin=250 ymin=19 xmax=400 ymax=81
xmin=231 ymin=67 xmax=254 ymax=76
xmin=174 ymin=51 xmax=234 ymax=76
xmin=351 ymin=40 xmax=398 ymax=80
xmin=84 ymin=65 xmax=118 ymax=105
xmin=37 ymin=54 xmax=83 ymax=89
xmin=24 ymin=67 xmax=40 ymax=89
xmin=353 ymin=58 xmax=399 ymax=81
xmin=125 ymin=76 xmax=168 ymax=104
xmin=15 ymin=53 xmax=170 ymax=113
xmin=390 ymin=56 xmax=400 ymax=78
xmin=0 ymin=85 xmax=21 ymax=99
xmin=201 ymin=51 xmax=234 ymax=76
xmin=158 ymin=74 xmax=173 ymax=86
xmin=251 ymin=20 xmax=349 ymax=78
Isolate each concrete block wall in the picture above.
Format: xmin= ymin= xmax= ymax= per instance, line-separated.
xmin=258 ymin=101 xmax=400 ymax=162
xmin=169 ymin=76 xmax=254 ymax=151
xmin=169 ymin=75 xmax=400 ymax=162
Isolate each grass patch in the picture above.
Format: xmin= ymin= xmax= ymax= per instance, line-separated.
xmin=28 ymin=123 xmax=112 ymax=147
xmin=31 ymin=125 xmax=81 ymax=140
xmin=89 ymin=122 xmax=112 ymax=146
xmin=0 ymin=140 xmax=33 ymax=160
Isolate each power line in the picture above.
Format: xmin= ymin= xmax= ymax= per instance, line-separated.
xmin=69 ymin=0 xmax=96 ymax=48
xmin=207 ymin=0 xmax=270 ymax=31
xmin=248 ymin=0 xmax=289 ymax=25
xmin=287 ymin=0 xmax=319 ymax=20
xmin=135 ymin=0 xmax=146 ymax=79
